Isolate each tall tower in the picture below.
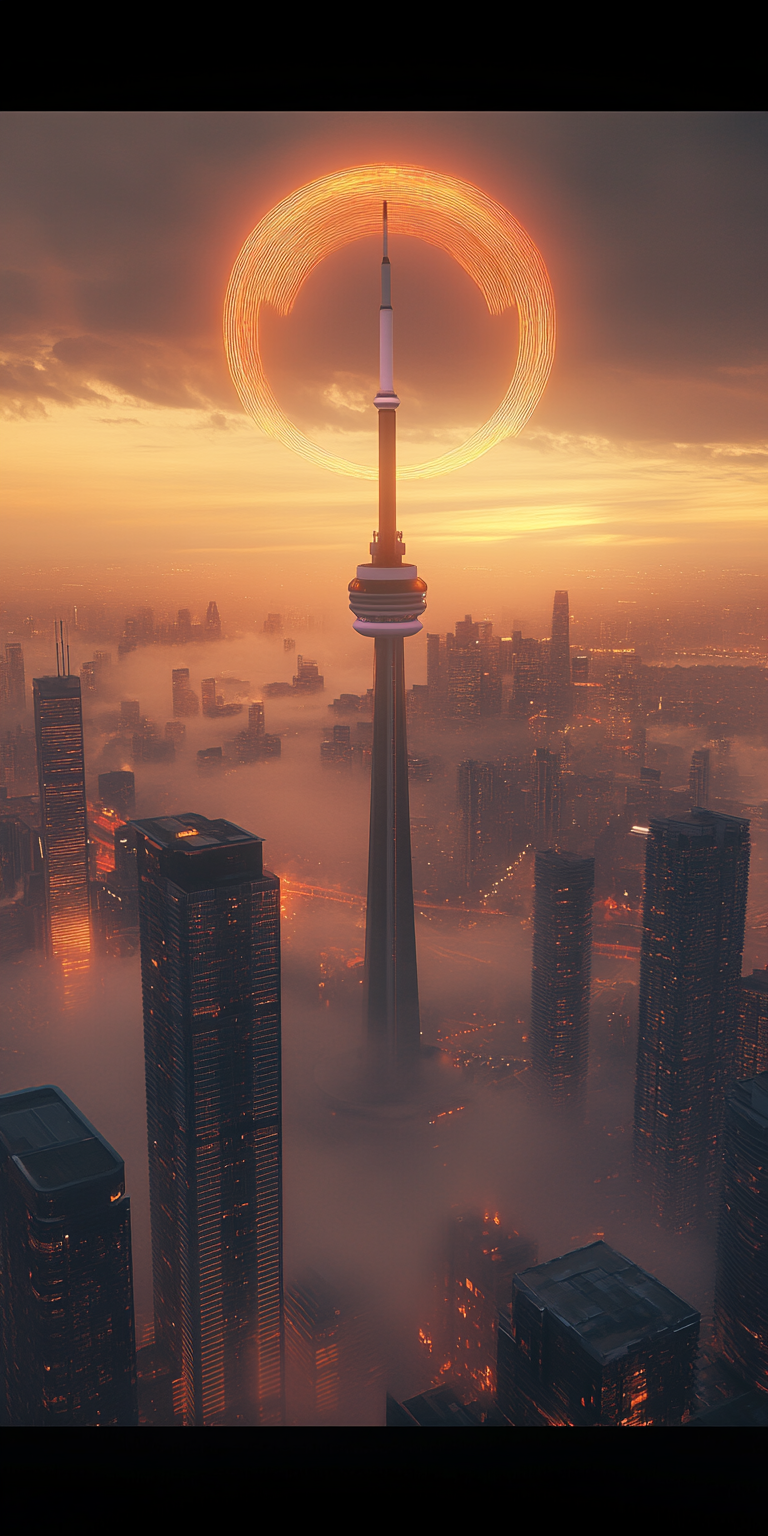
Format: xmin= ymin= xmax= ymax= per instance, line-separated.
xmin=33 ymin=632 xmax=91 ymax=961
xmin=634 ymin=811 xmax=750 ymax=1230
xmin=549 ymin=590 xmax=571 ymax=719
xmin=347 ymin=205 xmax=426 ymax=1080
xmin=0 ymin=1084 xmax=137 ymax=1426
xmin=131 ymin=811 xmax=284 ymax=1425
xmin=531 ymin=746 xmax=561 ymax=848
xmin=531 ymin=850 xmax=594 ymax=1112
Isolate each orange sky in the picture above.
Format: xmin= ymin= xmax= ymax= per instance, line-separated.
xmin=1 ymin=112 xmax=765 ymax=616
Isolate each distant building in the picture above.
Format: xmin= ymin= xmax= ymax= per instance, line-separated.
xmin=531 ymin=850 xmax=594 ymax=1112
xmin=3 ymin=643 xmax=26 ymax=712
xmin=201 ymin=678 xmax=243 ymax=718
xmin=33 ymin=674 xmax=90 ymax=961
xmin=498 ymin=1241 xmax=699 ymax=1426
xmin=233 ymin=702 xmax=281 ymax=763
xmin=172 ymin=668 xmax=199 ymax=717
xmin=713 ymin=1071 xmax=768 ymax=1391
xmin=531 ymin=747 xmax=561 ymax=848
xmin=131 ymin=812 xmax=284 ymax=1425
xmin=205 ymin=601 xmax=221 ymax=640
xmin=120 ymin=699 xmax=141 ymax=730
xmin=293 ymin=656 xmax=324 ymax=693
xmin=286 ymin=1270 xmax=382 ymax=1425
xmin=0 ymin=1085 xmax=137 ymax=1425
xmin=634 ymin=812 xmax=750 ymax=1229
xmin=98 ymin=770 xmax=136 ymax=819
xmin=549 ymin=590 xmax=572 ymax=719
xmin=435 ymin=1212 xmax=536 ymax=1403
xmin=457 ymin=761 xmax=497 ymax=890
xmin=735 ymin=971 xmax=768 ymax=1080
xmin=197 ymin=746 xmax=223 ymax=774
xmin=689 ymin=747 xmax=711 ymax=809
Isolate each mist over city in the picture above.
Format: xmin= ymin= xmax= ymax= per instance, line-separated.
xmin=1 ymin=111 xmax=766 ymax=1432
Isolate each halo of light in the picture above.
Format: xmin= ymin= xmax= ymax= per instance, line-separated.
xmin=224 ymin=164 xmax=555 ymax=480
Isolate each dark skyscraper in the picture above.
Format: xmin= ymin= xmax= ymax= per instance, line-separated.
xmin=33 ymin=668 xmax=91 ymax=961
xmin=347 ymin=205 xmax=426 ymax=1080
xmin=498 ymin=1241 xmax=699 ymax=1426
xmin=713 ymin=1071 xmax=768 ymax=1392
xmin=4 ymin=643 xmax=26 ymax=711
xmin=531 ymin=850 xmax=594 ymax=1112
xmin=735 ymin=970 xmax=768 ymax=1080
xmin=172 ymin=667 xmax=199 ymax=717
xmin=285 ymin=1270 xmax=383 ymax=1425
xmin=435 ymin=1212 xmax=536 ymax=1406
xmin=457 ymin=761 xmax=497 ymax=891
xmin=689 ymin=747 xmax=711 ymax=809
xmin=98 ymin=769 xmax=136 ymax=819
xmin=0 ymin=1085 xmax=137 ymax=1425
xmin=531 ymin=747 xmax=561 ymax=849
xmin=131 ymin=811 xmax=283 ymax=1425
xmin=549 ymin=589 xmax=571 ymax=718
xmin=634 ymin=811 xmax=750 ymax=1229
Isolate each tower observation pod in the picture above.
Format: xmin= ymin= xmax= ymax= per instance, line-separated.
xmin=347 ymin=203 xmax=427 ymax=1083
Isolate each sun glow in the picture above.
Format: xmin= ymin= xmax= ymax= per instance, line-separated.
xmin=224 ymin=164 xmax=555 ymax=480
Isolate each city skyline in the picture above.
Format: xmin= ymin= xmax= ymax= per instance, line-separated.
xmin=1 ymin=113 xmax=767 ymax=1428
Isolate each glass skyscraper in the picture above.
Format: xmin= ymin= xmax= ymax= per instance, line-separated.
xmin=131 ymin=811 xmax=283 ymax=1425
xmin=634 ymin=811 xmax=750 ymax=1229
xmin=713 ymin=1071 xmax=768 ymax=1391
xmin=33 ymin=673 xmax=91 ymax=960
xmin=0 ymin=1085 xmax=137 ymax=1426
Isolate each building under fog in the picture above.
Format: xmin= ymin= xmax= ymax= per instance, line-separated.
xmin=285 ymin=1270 xmax=382 ymax=1425
xmin=634 ymin=811 xmax=750 ymax=1229
xmin=33 ymin=672 xmax=91 ymax=961
xmin=531 ymin=850 xmax=594 ymax=1113
xmin=132 ymin=812 xmax=284 ymax=1426
xmin=713 ymin=1071 xmax=768 ymax=1392
xmin=498 ymin=1241 xmax=699 ymax=1426
xmin=0 ymin=1085 xmax=137 ymax=1426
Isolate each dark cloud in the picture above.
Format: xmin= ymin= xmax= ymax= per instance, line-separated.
xmin=0 ymin=112 xmax=765 ymax=437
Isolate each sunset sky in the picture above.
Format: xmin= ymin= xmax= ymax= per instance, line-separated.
xmin=2 ymin=111 xmax=765 ymax=626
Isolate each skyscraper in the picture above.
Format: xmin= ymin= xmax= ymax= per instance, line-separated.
xmin=33 ymin=664 xmax=91 ymax=961
xmin=498 ymin=1241 xmax=700 ymax=1426
xmin=285 ymin=1270 xmax=383 ymax=1425
xmin=713 ymin=1071 xmax=768 ymax=1391
xmin=531 ymin=746 xmax=561 ymax=848
xmin=131 ymin=811 xmax=283 ymax=1425
xmin=435 ymin=1212 xmax=536 ymax=1405
xmin=531 ymin=850 xmax=594 ymax=1111
xmin=634 ymin=811 xmax=750 ymax=1229
xmin=0 ymin=1084 xmax=137 ymax=1425
xmin=347 ymin=205 xmax=426 ymax=1081
xmin=4 ymin=643 xmax=26 ymax=711
xmin=689 ymin=747 xmax=711 ymax=809
xmin=549 ymin=589 xmax=571 ymax=719
xmin=172 ymin=667 xmax=199 ymax=717
xmin=735 ymin=970 xmax=768 ymax=1080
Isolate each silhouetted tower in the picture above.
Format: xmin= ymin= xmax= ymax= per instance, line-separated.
xmin=172 ymin=667 xmax=199 ymax=717
xmin=457 ymin=761 xmax=496 ymax=891
xmin=205 ymin=601 xmax=221 ymax=640
xmin=531 ymin=747 xmax=561 ymax=848
xmin=634 ymin=811 xmax=750 ymax=1229
xmin=689 ymin=747 xmax=711 ymax=809
xmin=347 ymin=204 xmax=426 ymax=1081
xmin=713 ymin=1071 xmax=768 ymax=1391
xmin=0 ymin=1085 xmax=137 ymax=1425
xmin=131 ymin=812 xmax=284 ymax=1425
xmin=531 ymin=850 xmax=594 ymax=1112
xmin=4 ymin=643 xmax=26 ymax=711
xmin=735 ymin=970 xmax=768 ymax=1080
xmin=33 ymin=630 xmax=91 ymax=961
xmin=549 ymin=590 xmax=571 ymax=718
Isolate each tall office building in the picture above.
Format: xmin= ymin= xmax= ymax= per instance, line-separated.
xmin=205 ymin=600 xmax=222 ymax=640
xmin=735 ymin=970 xmax=768 ymax=1080
xmin=0 ymin=1085 xmax=137 ymax=1425
xmin=33 ymin=671 xmax=91 ymax=960
xmin=98 ymin=769 xmax=136 ymax=819
xmin=132 ymin=811 xmax=283 ymax=1425
xmin=285 ymin=1270 xmax=382 ymax=1425
xmin=713 ymin=1071 xmax=768 ymax=1391
xmin=4 ymin=643 xmax=26 ymax=711
xmin=689 ymin=747 xmax=711 ymax=809
xmin=531 ymin=746 xmax=561 ymax=849
xmin=172 ymin=667 xmax=199 ymax=717
xmin=549 ymin=589 xmax=572 ymax=719
xmin=434 ymin=1212 xmax=536 ymax=1404
xmin=457 ymin=761 xmax=497 ymax=891
xmin=531 ymin=850 xmax=594 ymax=1112
xmin=498 ymin=1241 xmax=699 ymax=1426
xmin=634 ymin=811 xmax=750 ymax=1229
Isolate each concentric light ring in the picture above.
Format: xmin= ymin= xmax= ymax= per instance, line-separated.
xmin=224 ymin=164 xmax=555 ymax=480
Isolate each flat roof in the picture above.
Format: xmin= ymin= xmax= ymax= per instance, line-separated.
xmin=0 ymin=1086 xmax=122 ymax=1193
xmin=515 ymin=1241 xmax=699 ymax=1364
xmin=130 ymin=812 xmax=262 ymax=854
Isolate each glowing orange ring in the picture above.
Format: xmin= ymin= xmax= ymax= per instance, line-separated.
xmin=224 ymin=164 xmax=555 ymax=480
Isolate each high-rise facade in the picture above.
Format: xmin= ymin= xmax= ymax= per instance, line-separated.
xmin=33 ymin=673 xmax=91 ymax=960
xmin=531 ymin=850 xmax=594 ymax=1111
xmin=285 ymin=1270 xmax=382 ymax=1425
xmin=132 ymin=811 xmax=283 ymax=1425
xmin=435 ymin=1212 xmax=536 ymax=1405
xmin=634 ymin=811 xmax=750 ymax=1229
xmin=549 ymin=589 xmax=572 ymax=719
xmin=713 ymin=1071 xmax=768 ymax=1391
xmin=531 ymin=746 xmax=561 ymax=849
xmin=4 ymin=643 xmax=26 ymax=711
xmin=172 ymin=667 xmax=199 ymax=717
xmin=0 ymin=1084 xmax=137 ymax=1425
xmin=498 ymin=1241 xmax=699 ymax=1426
xmin=689 ymin=747 xmax=711 ymax=809
xmin=735 ymin=970 xmax=768 ymax=1080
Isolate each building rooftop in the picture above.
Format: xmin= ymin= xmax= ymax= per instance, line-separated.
xmin=743 ymin=969 xmax=768 ymax=996
xmin=131 ymin=812 xmax=261 ymax=853
xmin=514 ymin=1241 xmax=699 ymax=1364
xmin=130 ymin=813 xmax=268 ymax=890
xmin=0 ymin=1086 xmax=123 ymax=1193
xmin=32 ymin=674 xmax=82 ymax=696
